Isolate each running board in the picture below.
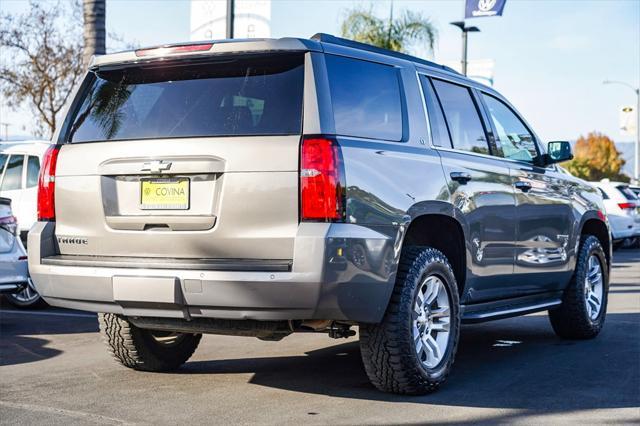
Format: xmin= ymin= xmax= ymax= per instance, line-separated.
xmin=461 ymin=292 xmax=563 ymax=324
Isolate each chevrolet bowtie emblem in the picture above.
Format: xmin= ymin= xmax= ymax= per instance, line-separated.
xmin=141 ymin=160 xmax=172 ymax=173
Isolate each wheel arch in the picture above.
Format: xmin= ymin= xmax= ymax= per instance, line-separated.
xmin=579 ymin=212 xmax=611 ymax=269
xmin=399 ymin=206 xmax=468 ymax=297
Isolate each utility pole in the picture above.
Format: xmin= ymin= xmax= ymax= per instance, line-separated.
xmin=603 ymin=80 xmax=640 ymax=182
xmin=226 ymin=0 xmax=235 ymax=39
xmin=450 ymin=21 xmax=480 ymax=76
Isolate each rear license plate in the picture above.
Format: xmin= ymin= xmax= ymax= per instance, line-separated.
xmin=140 ymin=178 xmax=190 ymax=210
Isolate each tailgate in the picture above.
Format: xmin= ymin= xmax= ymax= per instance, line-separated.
xmin=52 ymin=53 xmax=306 ymax=261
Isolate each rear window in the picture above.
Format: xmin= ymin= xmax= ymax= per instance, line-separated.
xmin=325 ymin=55 xmax=403 ymax=141
xmin=65 ymin=54 xmax=305 ymax=143
xmin=617 ymin=185 xmax=639 ymax=200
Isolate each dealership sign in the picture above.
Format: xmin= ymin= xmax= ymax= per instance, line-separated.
xmin=465 ymin=0 xmax=507 ymax=18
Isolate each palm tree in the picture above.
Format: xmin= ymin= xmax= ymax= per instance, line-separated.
xmin=340 ymin=5 xmax=437 ymax=54
xmin=83 ymin=0 xmax=106 ymax=67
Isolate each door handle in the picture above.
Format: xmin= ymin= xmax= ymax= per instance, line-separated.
xmin=514 ymin=181 xmax=532 ymax=192
xmin=450 ymin=172 xmax=472 ymax=184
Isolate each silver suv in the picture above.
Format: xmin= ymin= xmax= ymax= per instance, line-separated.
xmin=29 ymin=34 xmax=611 ymax=394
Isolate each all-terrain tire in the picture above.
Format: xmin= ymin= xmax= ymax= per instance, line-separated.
xmin=548 ymin=235 xmax=609 ymax=339
xmin=359 ymin=246 xmax=461 ymax=395
xmin=98 ymin=313 xmax=201 ymax=371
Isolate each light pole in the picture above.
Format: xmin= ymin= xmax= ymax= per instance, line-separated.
xmin=603 ymin=80 xmax=640 ymax=182
xmin=450 ymin=21 xmax=480 ymax=76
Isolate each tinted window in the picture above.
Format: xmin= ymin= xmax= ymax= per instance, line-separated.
xmin=0 ymin=154 xmax=7 ymax=174
xmin=66 ymin=54 xmax=305 ymax=142
xmin=420 ymin=76 xmax=452 ymax=148
xmin=1 ymin=155 xmax=24 ymax=191
xmin=432 ymin=79 xmax=489 ymax=154
xmin=26 ymin=156 xmax=40 ymax=188
xmin=482 ymin=94 xmax=538 ymax=162
xmin=597 ymin=188 xmax=609 ymax=200
xmin=617 ymin=185 xmax=638 ymax=200
xmin=326 ymin=55 xmax=403 ymax=141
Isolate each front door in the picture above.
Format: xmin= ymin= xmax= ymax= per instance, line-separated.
xmin=479 ymin=92 xmax=575 ymax=294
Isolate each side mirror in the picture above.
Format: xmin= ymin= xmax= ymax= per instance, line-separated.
xmin=538 ymin=141 xmax=573 ymax=166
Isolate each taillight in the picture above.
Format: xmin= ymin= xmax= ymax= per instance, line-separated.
xmin=618 ymin=202 xmax=636 ymax=210
xmin=0 ymin=215 xmax=17 ymax=236
xmin=37 ymin=145 xmax=60 ymax=221
xmin=300 ymin=137 xmax=345 ymax=221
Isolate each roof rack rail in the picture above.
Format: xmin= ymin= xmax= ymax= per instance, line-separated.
xmin=311 ymin=33 xmax=460 ymax=75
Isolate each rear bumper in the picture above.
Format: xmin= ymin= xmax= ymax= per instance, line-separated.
xmin=28 ymin=222 xmax=400 ymax=323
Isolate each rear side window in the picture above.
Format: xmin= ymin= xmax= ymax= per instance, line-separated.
xmin=420 ymin=76 xmax=452 ymax=148
xmin=432 ymin=79 xmax=489 ymax=155
xmin=1 ymin=155 xmax=24 ymax=191
xmin=482 ymin=94 xmax=538 ymax=163
xmin=65 ymin=54 xmax=305 ymax=142
xmin=326 ymin=55 xmax=403 ymax=141
xmin=26 ymin=156 xmax=40 ymax=188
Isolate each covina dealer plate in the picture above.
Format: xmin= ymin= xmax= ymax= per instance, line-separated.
xmin=140 ymin=178 xmax=190 ymax=210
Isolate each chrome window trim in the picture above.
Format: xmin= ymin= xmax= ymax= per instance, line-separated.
xmin=416 ymin=70 xmax=558 ymax=170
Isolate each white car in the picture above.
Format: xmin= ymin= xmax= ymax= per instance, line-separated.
xmin=0 ymin=140 xmax=52 ymax=242
xmin=0 ymin=197 xmax=29 ymax=295
xmin=591 ymin=180 xmax=640 ymax=247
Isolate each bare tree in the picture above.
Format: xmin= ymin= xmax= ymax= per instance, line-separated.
xmin=83 ymin=0 xmax=106 ymax=67
xmin=0 ymin=1 xmax=84 ymax=138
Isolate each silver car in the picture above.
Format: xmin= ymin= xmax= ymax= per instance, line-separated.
xmin=0 ymin=197 xmax=29 ymax=295
xmin=29 ymin=34 xmax=610 ymax=394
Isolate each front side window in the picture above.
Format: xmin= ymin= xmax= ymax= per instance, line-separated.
xmin=1 ymin=155 xmax=24 ymax=191
xmin=65 ymin=54 xmax=305 ymax=143
xmin=432 ymin=79 xmax=489 ymax=155
xmin=326 ymin=55 xmax=403 ymax=141
xmin=482 ymin=94 xmax=538 ymax=163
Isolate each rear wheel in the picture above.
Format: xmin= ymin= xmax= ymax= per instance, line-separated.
xmin=99 ymin=313 xmax=201 ymax=371
xmin=359 ymin=246 xmax=460 ymax=395
xmin=3 ymin=278 xmax=48 ymax=309
xmin=549 ymin=235 xmax=609 ymax=339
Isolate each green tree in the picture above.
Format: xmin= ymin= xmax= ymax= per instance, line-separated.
xmin=563 ymin=132 xmax=629 ymax=182
xmin=340 ymin=6 xmax=437 ymax=54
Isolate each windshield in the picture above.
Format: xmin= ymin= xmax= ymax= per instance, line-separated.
xmin=65 ymin=54 xmax=305 ymax=143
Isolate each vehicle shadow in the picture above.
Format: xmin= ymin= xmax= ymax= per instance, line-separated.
xmin=0 ymin=308 xmax=98 ymax=366
xmin=182 ymin=312 xmax=639 ymax=412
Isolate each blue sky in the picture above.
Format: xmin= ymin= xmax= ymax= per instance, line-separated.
xmin=1 ymin=0 xmax=639 ymax=144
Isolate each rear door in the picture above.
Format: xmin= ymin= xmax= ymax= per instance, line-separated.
xmin=426 ymin=77 xmax=518 ymax=303
xmin=53 ymin=53 xmax=307 ymax=261
xmin=478 ymin=92 xmax=575 ymax=290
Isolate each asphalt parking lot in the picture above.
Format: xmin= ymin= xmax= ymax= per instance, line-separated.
xmin=1 ymin=250 xmax=638 ymax=425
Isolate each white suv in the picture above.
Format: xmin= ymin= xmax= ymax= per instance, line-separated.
xmin=0 ymin=141 xmax=52 ymax=242
xmin=592 ymin=180 xmax=640 ymax=247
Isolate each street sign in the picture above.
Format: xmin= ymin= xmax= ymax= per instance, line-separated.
xmin=620 ymin=105 xmax=637 ymax=137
